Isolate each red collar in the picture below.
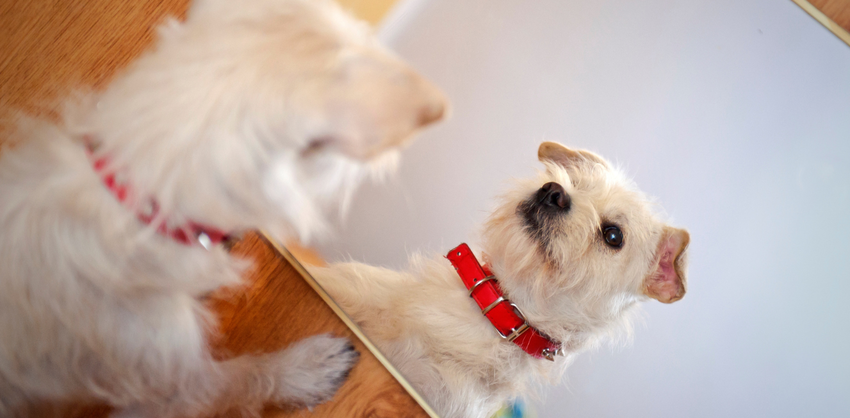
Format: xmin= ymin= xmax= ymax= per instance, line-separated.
xmin=446 ymin=243 xmax=564 ymax=361
xmin=86 ymin=143 xmax=232 ymax=248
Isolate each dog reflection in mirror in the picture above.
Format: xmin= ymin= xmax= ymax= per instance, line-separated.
xmin=0 ymin=0 xmax=446 ymax=416
xmin=310 ymin=141 xmax=688 ymax=418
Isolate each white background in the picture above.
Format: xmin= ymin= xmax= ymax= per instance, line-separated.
xmin=316 ymin=0 xmax=850 ymax=416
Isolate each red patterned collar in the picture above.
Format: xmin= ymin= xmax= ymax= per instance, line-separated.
xmin=446 ymin=243 xmax=564 ymax=361
xmin=86 ymin=142 xmax=232 ymax=249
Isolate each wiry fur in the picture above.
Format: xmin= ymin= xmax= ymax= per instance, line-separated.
xmin=0 ymin=0 xmax=446 ymax=416
xmin=310 ymin=142 xmax=689 ymax=418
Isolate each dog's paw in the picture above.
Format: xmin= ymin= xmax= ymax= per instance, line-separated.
xmin=272 ymin=333 xmax=360 ymax=408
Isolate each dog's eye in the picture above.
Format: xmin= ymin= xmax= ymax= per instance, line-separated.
xmin=602 ymin=225 xmax=623 ymax=248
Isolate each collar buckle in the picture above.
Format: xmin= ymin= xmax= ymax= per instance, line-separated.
xmin=473 ymin=279 xmax=531 ymax=342
xmin=494 ymin=301 xmax=530 ymax=342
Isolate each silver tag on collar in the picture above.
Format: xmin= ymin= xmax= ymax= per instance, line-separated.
xmin=197 ymin=232 xmax=213 ymax=251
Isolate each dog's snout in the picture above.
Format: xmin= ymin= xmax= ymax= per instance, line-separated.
xmin=413 ymin=82 xmax=448 ymax=129
xmin=409 ymin=70 xmax=448 ymax=129
xmin=541 ymin=182 xmax=570 ymax=210
xmin=417 ymin=101 xmax=446 ymax=128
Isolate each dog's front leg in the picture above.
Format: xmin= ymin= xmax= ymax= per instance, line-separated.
xmin=111 ymin=334 xmax=358 ymax=418
xmin=245 ymin=333 xmax=360 ymax=409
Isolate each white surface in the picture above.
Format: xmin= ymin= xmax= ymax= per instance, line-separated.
xmin=317 ymin=0 xmax=850 ymax=416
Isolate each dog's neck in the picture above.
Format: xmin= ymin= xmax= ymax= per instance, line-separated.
xmin=446 ymin=243 xmax=565 ymax=361
xmin=442 ymin=251 xmax=634 ymax=362
xmin=85 ymin=139 xmax=234 ymax=249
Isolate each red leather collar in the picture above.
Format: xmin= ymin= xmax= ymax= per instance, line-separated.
xmin=86 ymin=143 xmax=232 ymax=248
xmin=446 ymin=243 xmax=563 ymax=361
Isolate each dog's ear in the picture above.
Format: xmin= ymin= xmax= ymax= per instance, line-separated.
xmin=643 ymin=226 xmax=689 ymax=303
xmin=538 ymin=142 xmax=608 ymax=169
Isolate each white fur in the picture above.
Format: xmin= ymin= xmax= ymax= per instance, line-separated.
xmin=0 ymin=0 xmax=446 ymax=416
xmin=310 ymin=143 xmax=689 ymax=418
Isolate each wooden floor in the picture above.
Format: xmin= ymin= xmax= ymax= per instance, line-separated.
xmin=809 ymin=0 xmax=850 ymax=32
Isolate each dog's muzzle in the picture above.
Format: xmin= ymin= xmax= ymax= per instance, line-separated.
xmin=519 ymin=181 xmax=571 ymax=225
xmin=518 ymin=181 xmax=571 ymax=247
xmin=539 ymin=182 xmax=570 ymax=211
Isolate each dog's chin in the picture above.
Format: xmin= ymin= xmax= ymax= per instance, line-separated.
xmin=362 ymin=148 xmax=400 ymax=182
xmin=261 ymin=146 xmax=399 ymax=243
xmin=260 ymin=151 xmax=355 ymax=243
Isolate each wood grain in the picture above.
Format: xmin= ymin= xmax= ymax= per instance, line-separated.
xmin=808 ymin=0 xmax=850 ymax=32
xmin=0 ymin=1 xmax=430 ymax=416
xmin=0 ymin=0 xmax=192 ymax=121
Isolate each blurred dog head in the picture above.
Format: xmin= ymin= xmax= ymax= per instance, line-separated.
xmin=482 ymin=142 xmax=688 ymax=349
xmin=83 ymin=0 xmax=447 ymax=241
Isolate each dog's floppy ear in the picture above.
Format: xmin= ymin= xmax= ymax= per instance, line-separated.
xmin=643 ymin=226 xmax=689 ymax=303
xmin=538 ymin=141 xmax=608 ymax=169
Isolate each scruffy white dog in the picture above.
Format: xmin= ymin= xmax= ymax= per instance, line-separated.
xmin=0 ymin=0 xmax=446 ymax=416
xmin=310 ymin=142 xmax=689 ymax=418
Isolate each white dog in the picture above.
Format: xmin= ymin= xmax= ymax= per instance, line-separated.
xmin=0 ymin=0 xmax=446 ymax=416
xmin=310 ymin=142 xmax=689 ymax=418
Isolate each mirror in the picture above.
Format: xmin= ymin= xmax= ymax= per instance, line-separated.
xmin=294 ymin=0 xmax=850 ymax=417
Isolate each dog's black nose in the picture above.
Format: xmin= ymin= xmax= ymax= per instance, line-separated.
xmin=540 ymin=182 xmax=570 ymax=210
